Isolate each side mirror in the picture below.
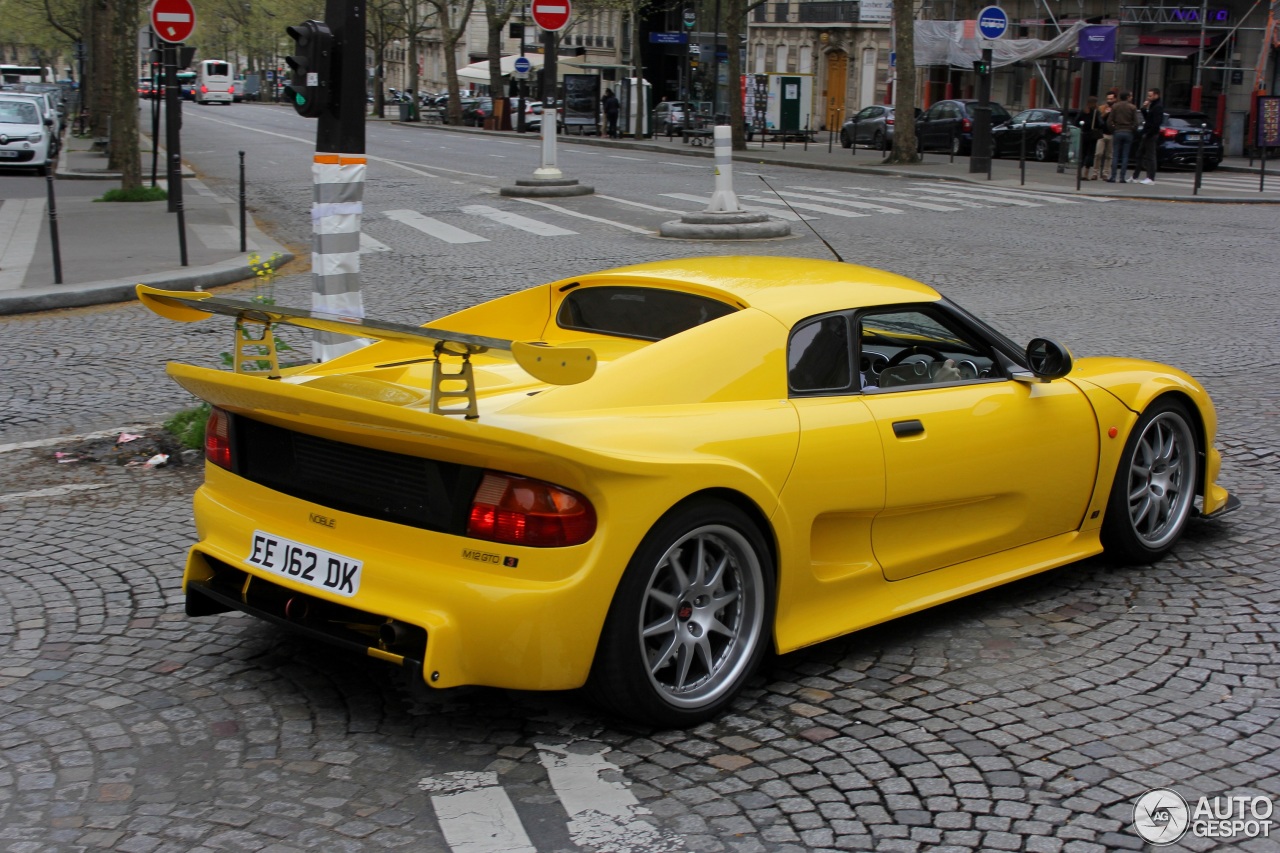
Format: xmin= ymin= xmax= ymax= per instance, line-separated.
xmin=1025 ymin=338 xmax=1073 ymax=379
xmin=44 ymin=117 xmax=53 ymax=126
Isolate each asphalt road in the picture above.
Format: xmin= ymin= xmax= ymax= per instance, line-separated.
xmin=0 ymin=103 xmax=1276 ymax=852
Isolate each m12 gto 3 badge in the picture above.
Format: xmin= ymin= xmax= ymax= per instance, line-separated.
xmin=462 ymin=549 xmax=518 ymax=568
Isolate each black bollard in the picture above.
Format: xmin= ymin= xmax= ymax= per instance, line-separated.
xmin=45 ymin=167 xmax=63 ymax=284
xmin=1194 ymin=123 xmax=1206 ymax=195
xmin=239 ymin=150 xmax=247 ymax=252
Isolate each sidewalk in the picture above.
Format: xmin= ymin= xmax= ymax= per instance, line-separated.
xmin=400 ymin=118 xmax=1280 ymax=204
xmin=0 ymin=133 xmax=293 ymax=316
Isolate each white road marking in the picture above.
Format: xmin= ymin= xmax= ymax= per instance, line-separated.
xmin=738 ymin=194 xmax=872 ymax=218
xmin=767 ymin=190 xmax=906 ymax=214
xmin=0 ymin=197 xmax=46 ymax=291
xmin=420 ymin=772 xmax=536 ymax=853
xmin=909 ymin=186 xmax=1043 ymax=207
xmin=0 ymin=483 xmax=114 ymax=502
xmin=383 ymin=209 xmax=488 ymax=243
xmin=595 ymin=194 xmax=687 ymax=214
xmin=660 ymin=192 xmax=809 ymax=221
xmin=359 ymin=232 xmax=392 ymax=253
xmin=936 ymin=184 xmax=1087 ymax=204
xmin=507 ymin=197 xmax=653 ymax=233
xmin=460 ymin=204 xmax=577 ymax=236
xmin=607 ymin=154 xmax=648 ymax=161
xmin=660 ymin=160 xmax=706 ymax=168
xmin=788 ymin=186 xmax=965 ymax=212
xmin=0 ymin=425 xmax=159 ymax=454
xmin=537 ymin=742 xmax=683 ymax=853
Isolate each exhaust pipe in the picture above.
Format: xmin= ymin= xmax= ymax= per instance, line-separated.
xmin=380 ymin=620 xmax=410 ymax=647
xmin=284 ymin=597 xmax=311 ymax=620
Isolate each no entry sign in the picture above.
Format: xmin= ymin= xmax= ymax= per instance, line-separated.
xmin=531 ymin=0 xmax=571 ymax=33
xmin=150 ymin=0 xmax=196 ymax=43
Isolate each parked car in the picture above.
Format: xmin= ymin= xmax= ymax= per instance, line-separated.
xmin=839 ymin=105 xmax=918 ymax=150
xmin=462 ymin=97 xmax=494 ymax=126
xmin=1155 ymin=109 xmax=1222 ymax=171
xmin=514 ymin=100 xmax=563 ymax=132
xmin=136 ymin=256 xmax=1236 ymax=727
xmin=0 ymin=96 xmax=54 ymax=169
xmin=0 ymin=89 xmax=61 ymax=153
xmin=993 ymin=108 xmax=1068 ymax=161
xmin=916 ymin=98 xmax=1013 ymax=155
xmin=653 ymin=101 xmax=698 ymax=135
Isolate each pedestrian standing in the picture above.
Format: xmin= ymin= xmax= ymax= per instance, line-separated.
xmin=602 ymin=88 xmax=620 ymax=139
xmin=1133 ymin=87 xmax=1164 ymax=184
xmin=1093 ymin=90 xmax=1116 ymax=180
xmin=1106 ymin=91 xmax=1139 ymax=183
xmin=1079 ymin=96 xmax=1100 ymax=179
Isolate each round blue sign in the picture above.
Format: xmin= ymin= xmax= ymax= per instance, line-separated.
xmin=513 ymin=56 xmax=532 ymax=74
xmin=977 ymin=5 xmax=1009 ymax=39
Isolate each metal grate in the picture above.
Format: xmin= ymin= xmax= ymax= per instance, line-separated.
xmin=232 ymin=414 xmax=483 ymax=534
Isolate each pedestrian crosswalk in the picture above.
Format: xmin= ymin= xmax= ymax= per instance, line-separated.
xmin=360 ymin=179 xmax=1115 ymax=251
xmin=418 ymin=740 xmax=684 ymax=853
xmin=1133 ymin=169 xmax=1280 ymax=195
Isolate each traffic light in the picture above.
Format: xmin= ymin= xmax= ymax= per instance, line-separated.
xmin=972 ymin=58 xmax=991 ymax=76
xmin=284 ymin=20 xmax=333 ymax=118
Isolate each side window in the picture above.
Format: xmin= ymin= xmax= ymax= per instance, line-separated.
xmin=788 ymin=315 xmax=853 ymax=394
xmin=858 ymin=308 xmax=1002 ymax=392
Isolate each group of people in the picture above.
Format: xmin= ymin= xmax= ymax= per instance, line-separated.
xmin=1079 ymin=87 xmax=1165 ymax=184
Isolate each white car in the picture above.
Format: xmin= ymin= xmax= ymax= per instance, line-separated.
xmin=0 ymin=89 xmax=61 ymax=152
xmin=514 ymin=100 xmax=563 ymax=132
xmin=0 ymin=97 xmax=54 ymax=169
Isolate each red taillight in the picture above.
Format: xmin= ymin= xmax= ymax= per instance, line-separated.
xmin=205 ymin=407 xmax=232 ymax=470
xmin=1162 ymin=127 xmax=1179 ymax=138
xmin=200 ymin=84 xmax=208 ymax=94
xmin=467 ymin=472 xmax=596 ymax=547
xmin=228 ymin=84 xmax=235 ymax=94
xmin=1049 ymin=122 xmax=1063 ymax=134
xmin=961 ymin=118 xmax=972 ymax=132
xmin=886 ymin=117 xmax=894 ymax=124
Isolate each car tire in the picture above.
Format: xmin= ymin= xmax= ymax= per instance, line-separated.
xmin=1034 ymin=139 xmax=1049 ymax=161
xmin=1100 ymin=398 xmax=1199 ymax=565
xmin=840 ymin=129 xmax=852 ymax=149
xmin=950 ymin=135 xmax=962 ymax=156
xmin=873 ymin=130 xmax=885 ymax=151
xmin=586 ymin=499 xmax=774 ymax=727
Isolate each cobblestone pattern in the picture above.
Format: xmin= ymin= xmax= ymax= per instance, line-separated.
xmin=0 ymin=119 xmax=1276 ymax=852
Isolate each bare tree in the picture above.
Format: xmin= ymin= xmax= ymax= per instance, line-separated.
xmin=885 ymin=0 xmax=918 ymax=163
xmin=724 ymin=0 xmax=767 ymax=149
xmin=397 ymin=0 xmax=438 ymax=103
xmin=424 ymin=0 xmax=476 ymax=124
xmin=367 ymin=0 xmax=406 ymax=118
xmin=106 ymin=0 xmax=141 ymax=188
xmin=484 ymin=0 xmax=520 ymax=111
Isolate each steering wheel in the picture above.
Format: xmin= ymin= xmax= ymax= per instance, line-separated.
xmin=885 ymin=345 xmax=947 ymax=368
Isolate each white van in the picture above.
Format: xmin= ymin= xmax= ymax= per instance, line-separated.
xmin=195 ymin=59 xmax=233 ymax=105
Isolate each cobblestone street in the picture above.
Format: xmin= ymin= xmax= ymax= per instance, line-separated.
xmin=1 ymin=120 xmax=1276 ymax=851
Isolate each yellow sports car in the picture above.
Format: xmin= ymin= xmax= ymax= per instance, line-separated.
xmin=139 ymin=256 xmax=1236 ymax=727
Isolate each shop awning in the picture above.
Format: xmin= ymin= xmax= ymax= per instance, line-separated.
xmin=1121 ymin=45 xmax=1200 ymax=59
xmin=456 ymin=54 xmax=582 ymax=82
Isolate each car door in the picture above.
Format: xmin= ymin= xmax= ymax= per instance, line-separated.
xmin=855 ymin=305 xmax=1098 ymax=581
xmin=917 ymin=103 xmax=945 ymax=150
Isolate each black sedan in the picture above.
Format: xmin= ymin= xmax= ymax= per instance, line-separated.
xmin=992 ymin=108 xmax=1068 ymax=161
xmin=915 ymin=99 xmax=1012 ymax=155
xmin=1155 ymin=109 xmax=1222 ymax=171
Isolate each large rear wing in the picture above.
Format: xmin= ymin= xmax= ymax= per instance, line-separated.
xmin=136 ymin=285 xmax=596 ymax=418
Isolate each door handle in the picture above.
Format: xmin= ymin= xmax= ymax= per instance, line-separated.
xmin=892 ymin=419 xmax=924 ymax=438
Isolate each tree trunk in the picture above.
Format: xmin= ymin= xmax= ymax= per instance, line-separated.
xmin=630 ymin=4 xmax=643 ymax=139
xmin=727 ymin=0 xmax=745 ymax=149
xmin=107 ymin=0 xmax=141 ymax=188
xmin=886 ymin=0 xmax=918 ymax=163
xmin=445 ymin=32 xmax=464 ymax=124
xmin=89 ymin=0 xmax=111 ymax=139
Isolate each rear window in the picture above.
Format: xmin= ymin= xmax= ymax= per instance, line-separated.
xmin=205 ymin=62 xmax=230 ymax=77
xmin=1167 ymin=114 xmax=1209 ymax=129
xmin=557 ymin=286 xmax=737 ymax=341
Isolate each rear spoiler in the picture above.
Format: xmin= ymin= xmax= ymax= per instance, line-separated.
xmin=136 ymin=285 xmax=596 ymax=418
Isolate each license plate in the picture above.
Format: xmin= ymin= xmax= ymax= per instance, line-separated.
xmin=246 ymin=530 xmax=363 ymax=597
xmin=1184 ymin=134 xmax=1200 ymax=142
xmin=0 ymin=151 xmax=18 ymax=158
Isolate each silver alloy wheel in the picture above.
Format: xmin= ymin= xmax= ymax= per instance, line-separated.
xmin=638 ymin=524 xmax=766 ymax=709
xmin=1125 ymin=411 xmax=1196 ymax=549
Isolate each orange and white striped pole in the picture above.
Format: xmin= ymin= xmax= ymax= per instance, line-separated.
xmin=310 ymin=152 xmax=367 ymax=361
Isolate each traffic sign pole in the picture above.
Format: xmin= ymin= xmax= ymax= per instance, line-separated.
xmin=970 ymin=6 xmax=1007 ymax=176
xmin=536 ymin=28 xmax=560 ymax=178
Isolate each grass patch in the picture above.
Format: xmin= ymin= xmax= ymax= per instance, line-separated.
xmin=96 ymin=186 xmax=168 ymax=203
xmin=164 ymin=402 xmax=210 ymax=450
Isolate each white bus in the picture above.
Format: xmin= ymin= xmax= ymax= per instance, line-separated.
xmin=0 ymin=65 xmax=55 ymax=84
xmin=195 ymin=59 xmax=233 ymax=105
